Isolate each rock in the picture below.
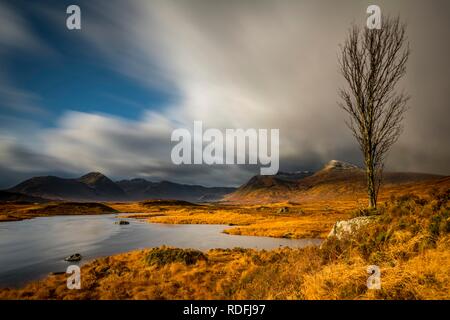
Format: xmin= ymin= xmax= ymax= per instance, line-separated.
xmin=64 ymin=253 xmax=82 ymax=262
xmin=327 ymin=216 xmax=376 ymax=240
xmin=323 ymin=160 xmax=359 ymax=171
xmin=115 ymin=220 xmax=130 ymax=225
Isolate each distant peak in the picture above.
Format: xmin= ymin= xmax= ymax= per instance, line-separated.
xmin=79 ymin=172 xmax=106 ymax=178
xmin=78 ymin=172 xmax=110 ymax=184
xmin=323 ymin=160 xmax=359 ymax=170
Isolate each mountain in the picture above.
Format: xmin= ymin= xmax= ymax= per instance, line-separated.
xmin=6 ymin=172 xmax=235 ymax=202
xmin=232 ymin=170 xmax=314 ymax=197
xmin=77 ymin=172 xmax=127 ymax=199
xmin=273 ymin=170 xmax=314 ymax=181
xmin=6 ymin=160 xmax=446 ymax=204
xmin=116 ymin=179 xmax=235 ymax=202
xmin=226 ymin=160 xmax=447 ymax=203
xmin=8 ymin=175 xmax=104 ymax=201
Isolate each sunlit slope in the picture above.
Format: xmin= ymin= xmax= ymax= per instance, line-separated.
xmin=226 ymin=160 xmax=447 ymax=203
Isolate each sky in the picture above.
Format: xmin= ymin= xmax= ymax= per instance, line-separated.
xmin=0 ymin=0 xmax=449 ymax=188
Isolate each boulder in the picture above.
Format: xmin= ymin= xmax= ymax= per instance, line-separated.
xmin=115 ymin=220 xmax=130 ymax=225
xmin=327 ymin=216 xmax=376 ymax=240
xmin=64 ymin=253 xmax=82 ymax=262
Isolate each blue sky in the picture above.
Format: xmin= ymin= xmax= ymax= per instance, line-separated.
xmin=1 ymin=0 xmax=175 ymax=126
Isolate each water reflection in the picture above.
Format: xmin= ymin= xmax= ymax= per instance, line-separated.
xmin=0 ymin=214 xmax=321 ymax=287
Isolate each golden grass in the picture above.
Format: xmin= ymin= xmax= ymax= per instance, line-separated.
xmin=113 ymin=201 xmax=353 ymax=239
xmin=222 ymin=213 xmax=348 ymax=238
xmin=1 ymin=190 xmax=449 ymax=300
xmin=301 ymin=238 xmax=450 ymax=300
xmin=0 ymin=247 xmax=321 ymax=300
xmin=0 ymin=204 xmax=30 ymax=221
xmin=0 ymin=202 xmax=117 ymax=222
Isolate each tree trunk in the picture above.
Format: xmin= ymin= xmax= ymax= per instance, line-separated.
xmin=366 ymin=162 xmax=377 ymax=209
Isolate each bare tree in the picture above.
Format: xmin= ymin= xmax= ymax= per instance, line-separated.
xmin=338 ymin=16 xmax=410 ymax=209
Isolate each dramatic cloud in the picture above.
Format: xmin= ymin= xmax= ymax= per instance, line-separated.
xmin=1 ymin=0 xmax=449 ymax=188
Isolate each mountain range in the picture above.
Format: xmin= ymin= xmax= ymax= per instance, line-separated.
xmin=4 ymin=172 xmax=235 ymax=202
xmin=225 ymin=160 xmax=448 ymax=203
xmin=2 ymin=160 xmax=448 ymax=203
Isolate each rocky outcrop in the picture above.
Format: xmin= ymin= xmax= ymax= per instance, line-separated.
xmin=327 ymin=216 xmax=377 ymax=240
xmin=323 ymin=160 xmax=360 ymax=171
xmin=64 ymin=253 xmax=82 ymax=262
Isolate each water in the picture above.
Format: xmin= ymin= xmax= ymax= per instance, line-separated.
xmin=0 ymin=214 xmax=321 ymax=288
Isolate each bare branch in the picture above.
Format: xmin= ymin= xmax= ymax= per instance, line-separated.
xmin=338 ymin=16 xmax=410 ymax=209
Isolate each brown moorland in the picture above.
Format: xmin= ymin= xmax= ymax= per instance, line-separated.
xmin=1 ymin=189 xmax=448 ymax=300
xmin=0 ymin=202 xmax=117 ymax=222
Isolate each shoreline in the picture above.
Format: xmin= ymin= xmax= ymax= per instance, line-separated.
xmin=0 ymin=200 xmax=352 ymax=239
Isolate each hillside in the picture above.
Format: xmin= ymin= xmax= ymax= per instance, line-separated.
xmin=8 ymin=175 xmax=104 ymax=201
xmin=116 ymin=179 xmax=234 ymax=202
xmin=4 ymin=160 xmax=447 ymax=203
xmin=226 ymin=160 xmax=447 ymax=203
xmin=0 ymin=202 xmax=118 ymax=222
xmin=0 ymin=191 xmax=48 ymax=203
xmin=78 ymin=172 xmax=127 ymax=199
